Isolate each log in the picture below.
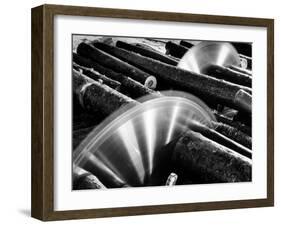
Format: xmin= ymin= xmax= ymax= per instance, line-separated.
xmin=232 ymin=42 xmax=252 ymax=57
xmin=76 ymin=42 xmax=157 ymax=89
xmin=212 ymin=121 xmax=252 ymax=149
xmin=73 ymin=69 xmax=138 ymax=116
xmin=228 ymin=65 xmax=252 ymax=76
xmin=165 ymin=41 xmax=189 ymax=58
xmin=73 ymin=62 xmax=121 ymax=90
xmin=73 ymin=165 xmax=106 ymax=190
xmin=179 ymin=40 xmax=194 ymax=49
xmin=205 ymin=64 xmax=252 ymax=88
xmin=73 ymin=53 xmax=157 ymax=99
xmin=172 ymin=131 xmax=252 ymax=183
xmin=116 ymin=40 xmax=178 ymax=66
xmin=214 ymin=111 xmax=251 ymax=136
xmin=189 ymin=121 xmax=252 ymax=158
xmin=93 ymin=42 xmax=252 ymax=112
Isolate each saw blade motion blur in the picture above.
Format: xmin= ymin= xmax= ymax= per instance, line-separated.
xmin=74 ymin=92 xmax=215 ymax=187
xmin=178 ymin=41 xmax=241 ymax=74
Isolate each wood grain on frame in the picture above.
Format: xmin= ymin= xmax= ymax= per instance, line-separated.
xmin=31 ymin=4 xmax=274 ymax=221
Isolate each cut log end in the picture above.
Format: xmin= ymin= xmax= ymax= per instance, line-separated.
xmin=144 ymin=76 xmax=157 ymax=89
xmin=234 ymin=89 xmax=252 ymax=114
xmin=240 ymin=57 xmax=248 ymax=69
xmin=165 ymin=173 xmax=178 ymax=186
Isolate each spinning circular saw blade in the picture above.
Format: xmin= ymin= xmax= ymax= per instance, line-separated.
xmin=74 ymin=91 xmax=216 ymax=188
xmin=177 ymin=41 xmax=241 ymax=74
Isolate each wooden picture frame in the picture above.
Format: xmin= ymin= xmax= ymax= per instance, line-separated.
xmin=31 ymin=4 xmax=274 ymax=221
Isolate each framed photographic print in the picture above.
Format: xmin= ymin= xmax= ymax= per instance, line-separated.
xmin=31 ymin=4 xmax=274 ymax=221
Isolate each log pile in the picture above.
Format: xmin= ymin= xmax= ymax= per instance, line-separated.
xmin=72 ymin=37 xmax=253 ymax=189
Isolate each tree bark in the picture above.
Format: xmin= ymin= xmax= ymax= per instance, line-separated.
xmin=73 ymin=166 xmax=106 ymax=190
xmin=76 ymin=42 xmax=157 ymax=89
xmin=73 ymin=52 xmax=158 ymax=99
xmin=172 ymin=131 xmax=252 ymax=183
xmin=205 ymin=64 xmax=252 ymax=88
xmin=93 ymin=42 xmax=252 ymax=112
xmin=73 ymin=62 xmax=121 ymax=90
xmin=212 ymin=121 xmax=252 ymax=149
xmin=73 ymin=69 xmax=138 ymax=117
xmin=189 ymin=121 xmax=252 ymax=158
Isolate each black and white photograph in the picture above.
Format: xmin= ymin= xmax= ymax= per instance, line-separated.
xmin=72 ymin=35 xmax=252 ymax=190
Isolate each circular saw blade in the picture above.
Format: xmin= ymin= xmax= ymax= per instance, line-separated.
xmin=74 ymin=92 xmax=215 ymax=188
xmin=178 ymin=41 xmax=240 ymax=74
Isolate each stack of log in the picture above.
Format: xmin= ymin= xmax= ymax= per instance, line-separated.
xmin=72 ymin=37 xmax=253 ymax=190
